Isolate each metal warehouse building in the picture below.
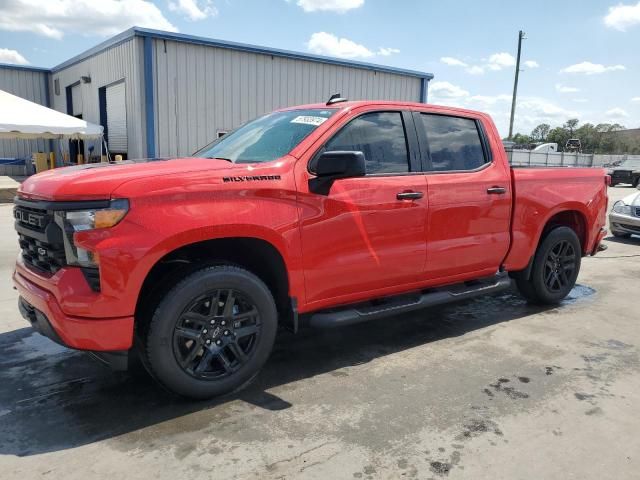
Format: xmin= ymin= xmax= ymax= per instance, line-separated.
xmin=0 ymin=27 xmax=433 ymax=163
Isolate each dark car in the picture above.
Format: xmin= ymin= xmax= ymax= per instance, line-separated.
xmin=608 ymin=159 xmax=640 ymax=187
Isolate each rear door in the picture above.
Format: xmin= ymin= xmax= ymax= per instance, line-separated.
xmin=296 ymin=108 xmax=429 ymax=308
xmin=414 ymin=111 xmax=512 ymax=280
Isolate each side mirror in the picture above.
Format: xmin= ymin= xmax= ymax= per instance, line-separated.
xmin=309 ymin=151 xmax=366 ymax=195
xmin=313 ymin=151 xmax=366 ymax=178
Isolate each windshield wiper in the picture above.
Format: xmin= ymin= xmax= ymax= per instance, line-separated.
xmin=205 ymin=157 xmax=234 ymax=162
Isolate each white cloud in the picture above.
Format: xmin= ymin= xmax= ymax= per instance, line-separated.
xmin=632 ymin=97 xmax=640 ymax=102
xmin=0 ymin=47 xmax=29 ymax=65
xmin=555 ymin=83 xmax=580 ymax=93
xmin=296 ymin=0 xmax=364 ymax=13
xmin=606 ymin=107 xmax=629 ymax=118
xmin=445 ymin=52 xmax=519 ymax=75
xmin=377 ymin=47 xmax=400 ymax=56
xmin=560 ymin=61 xmax=626 ymax=75
xmin=168 ymin=0 xmax=218 ymax=21
xmin=440 ymin=56 xmax=468 ymax=67
xmin=524 ymin=60 xmax=539 ymax=68
xmin=0 ymin=0 xmax=177 ymax=39
xmin=306 ymin=32 xmax=398 ymax=58
xmin=466 ymin=65 xmax=485 ymax=75
xmin=572 ymin=98 xmax=589 ymax=103
xmin=428 ymin=80 xmax=582 ymax=136
xmin=428 ymin=81 xmax=470 ymax=101
xmin=487 ymin=52 xmax=516 ymax=70
xmin=604 ymin=1 xmax=640 ymax=31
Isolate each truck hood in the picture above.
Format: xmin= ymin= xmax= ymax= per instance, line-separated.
xmin=621 ymin=191 xmax=640 ymax=206
xmin=18 ymin=158 xmax=236 ymax=201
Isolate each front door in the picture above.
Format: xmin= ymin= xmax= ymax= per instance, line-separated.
xmin=296 ymin=109 xmax=428 ymax=309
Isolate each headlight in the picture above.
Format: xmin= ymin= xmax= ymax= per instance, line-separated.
xmin=612 ymin=200 xmax=632 ymax=215
xmin=65 ymin=198 xmax=129 ymax=231
xmin=55 ymin=199 xmax=129 ymax=268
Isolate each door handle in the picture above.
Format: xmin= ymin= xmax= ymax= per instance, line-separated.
xmin=487 ymin=186 xmax=507 ymax=195
xmin=396 ymin=191 xmax=424 ymax=200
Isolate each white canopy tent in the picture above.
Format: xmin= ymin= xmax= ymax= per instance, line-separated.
xmin=0 ymin=89 xmax=103 ymax=140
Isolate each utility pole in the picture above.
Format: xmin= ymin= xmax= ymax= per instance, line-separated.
xmin=508 ymin=30 xmax=525 ymax=140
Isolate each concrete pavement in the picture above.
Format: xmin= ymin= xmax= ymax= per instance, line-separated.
xmin=0 ymin=186 xmax=638 ymax=479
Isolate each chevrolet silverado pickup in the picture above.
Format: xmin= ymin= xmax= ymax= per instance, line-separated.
xmin=13 ymin=100 xmax=609 ymax=399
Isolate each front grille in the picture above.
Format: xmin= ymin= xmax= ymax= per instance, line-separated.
xmin=18 ymin=233 xmax=66 ymax=274
xmin=635 ymin=207 xmax=640 ymax=218
xmin=14 ymin=204 xmax=66 ymax=274
xmin=615 ymin=222 xmax=640 ymax=233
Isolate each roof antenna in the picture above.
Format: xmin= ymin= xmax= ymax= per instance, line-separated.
xmin=326 ymin=93 xmax=348 ymax=105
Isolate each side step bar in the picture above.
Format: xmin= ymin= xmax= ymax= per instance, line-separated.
xmin=308 ymin=272 xmax=512 ymax=329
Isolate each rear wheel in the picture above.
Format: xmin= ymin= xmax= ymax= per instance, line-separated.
xmin=515 ymin=226 xmax=581 ymax=305
xmin=142 ymin=265 xmax=278 ymax=399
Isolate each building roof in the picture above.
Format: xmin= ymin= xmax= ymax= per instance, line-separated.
xmin=3 ymin=27 xmax=434 ymax=81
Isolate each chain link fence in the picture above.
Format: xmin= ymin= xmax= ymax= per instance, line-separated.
xmin=507 ymin=150 xmax=640 ymax=168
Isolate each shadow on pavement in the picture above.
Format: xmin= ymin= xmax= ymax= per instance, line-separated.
xmin=603 ymin=235 xmax=640 ymax=246
xmin=0 ymin=285 xmax=594 ymax=457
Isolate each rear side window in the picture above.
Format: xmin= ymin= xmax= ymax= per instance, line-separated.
xmin=325 ymin=111 xmax=409 ymax=174
xmin=420 ymin=114 xmax=487 ymax=172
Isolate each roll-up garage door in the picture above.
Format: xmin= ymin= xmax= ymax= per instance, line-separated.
xmin=106 ymin=82 xmax=128 ymax=153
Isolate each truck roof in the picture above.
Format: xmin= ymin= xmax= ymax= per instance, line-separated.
xmin=276 ymin=100 xmax=486 ymax=117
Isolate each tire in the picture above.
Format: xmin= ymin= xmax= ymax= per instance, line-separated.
xmin=515 ymin=226 xmax=581 ymax=305
xmin=142 ymin=265 xmax=278 ymax=399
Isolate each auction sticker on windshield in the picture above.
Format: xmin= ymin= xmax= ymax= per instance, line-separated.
xmin=290 ymin=116 xmax=328 ymax=126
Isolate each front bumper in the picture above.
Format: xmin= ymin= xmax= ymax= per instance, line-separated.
xmin=14 ymin=267 xmax=134 ymax=351
xmin=609 ymin=212 xmax=640 ymax=235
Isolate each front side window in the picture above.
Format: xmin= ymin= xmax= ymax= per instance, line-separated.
xmin=420 ymin=114 xmax=487 ymax=172
xmin=324 ymin=111 xmax=409 ymax=174
xmin=194 ymin=109 xmax=336 ymax=163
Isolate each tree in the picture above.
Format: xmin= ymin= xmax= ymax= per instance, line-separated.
xmin=530 ymin=123 xmax=551 ymax=142
xmin=512 ymin=133 xmax=532 ymax=146
xmin=563 ymin=119 xmax=579 ymax=136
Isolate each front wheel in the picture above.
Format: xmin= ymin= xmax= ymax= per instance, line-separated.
xmin=515 ymin=226 xmax=581 ymax=305
xmin=142 ymin=265 xmax=278 ymax=399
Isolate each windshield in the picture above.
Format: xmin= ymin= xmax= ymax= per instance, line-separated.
xmin=194 ymin=109 xmax=337 ymax=163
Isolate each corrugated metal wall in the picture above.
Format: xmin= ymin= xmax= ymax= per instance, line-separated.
xmin=0 ymin=67 xmax=50 ymax=160
xmin=51 ymin=38 xmax=146 ymax=158
xmin=152 ymin=39 xmax=423 ymax=157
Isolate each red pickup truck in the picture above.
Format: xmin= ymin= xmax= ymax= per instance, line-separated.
xmin=13 ymin=100 xmax=608 ymax=398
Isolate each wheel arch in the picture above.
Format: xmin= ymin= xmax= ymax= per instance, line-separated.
xmin=134 ymin=234 xmax=296 ymax=336
xmin=511 ymin=208 xmax=588 ymax=281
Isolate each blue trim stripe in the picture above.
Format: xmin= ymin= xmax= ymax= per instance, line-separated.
xmin=0 ymin=63 xmax=50 ymax=73
xmin=51 ymin=28 xmax=137 ymax=73
xmin=420 ymin=78 xmax=430 ymax=103
xmin=133 ymin=28 xmax=434 ymax=80
xmin=143 ymin=36 xmax=156 ymax=158
xmin=7 ymin=26 xmax=432 ymax=82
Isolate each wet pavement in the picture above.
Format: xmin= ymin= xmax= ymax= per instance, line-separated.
xmin=1 ymin=186 xmax=639 ymax=479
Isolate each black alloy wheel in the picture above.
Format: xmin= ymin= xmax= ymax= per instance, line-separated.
xmin=143 ymin=265 xmax=278 ymax=399
xmin=515 ymin=226 xmax=581 ymax=305
xmin=173 ymin=289 xmax=261 ymax=379
xmin=542 ymin=240 xmax=577 ymax=294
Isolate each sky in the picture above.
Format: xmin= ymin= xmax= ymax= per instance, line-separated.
xmin=0 ymin=0 xmax=638 ymax=136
